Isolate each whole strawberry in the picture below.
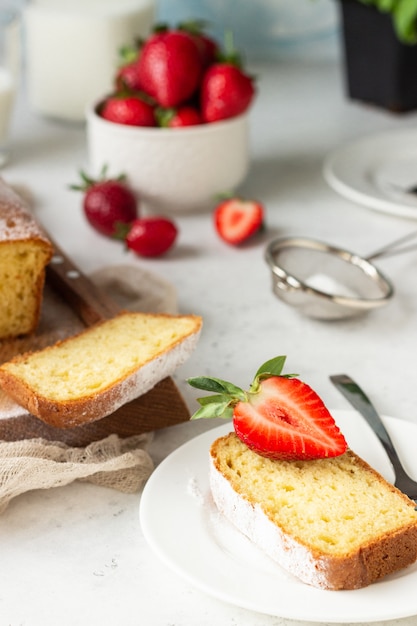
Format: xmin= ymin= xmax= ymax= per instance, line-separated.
xmin=188 ymin=356 xmax=348 ymax=461
xmin=124 ymin=216 xmax=178 ymax=257
xmin=70 ymin=168 xmax=138 ymax=237
xmin=156 ymin=105 xmax=202 ymax=127
xmin=137 ymin=27 xmax=203 ymax=108
xmin=201 ymin=62 xmax=255 ymax=122
xmin=100 ymin=94 xmax=156 ymax=127
xmin=178 ymin=20 xmax=220 ymax=68
xmin=214 ymin=196 xmax=264 ymax=245
xmin=115 ymin=44 xmax=142 ymax=91
xmin=115 ymin=61 xmax=142 ymax=92
xmin=195 ymin=31 xmax=219 ymax=68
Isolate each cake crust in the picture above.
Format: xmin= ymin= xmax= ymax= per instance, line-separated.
xmin=0 ymin=312 xmax=202 ymax=427
xmin=0 ymin=179 xmax=54 ymax=339
xmin=210 ymin=432 xmax=417 ymax=590
xmin=0 ymin=181 xmax=52 ymax=245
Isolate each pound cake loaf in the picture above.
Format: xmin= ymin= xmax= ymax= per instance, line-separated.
xmin=0 ymin=311 xmax=202 ymax=427
xmin=0 ymin=178 xmax=54 ymax=339
xmin=210 ymin=432 xmax=417 ymax=590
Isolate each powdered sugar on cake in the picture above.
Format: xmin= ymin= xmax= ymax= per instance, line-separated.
xmin=210 ymin=454 xmax=338 ymax=590
xmin=0 ymin=179 xmax=50 ymax=243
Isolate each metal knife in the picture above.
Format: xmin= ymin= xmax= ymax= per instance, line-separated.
xmin=330 ymin=374 xmax=417 ymax=500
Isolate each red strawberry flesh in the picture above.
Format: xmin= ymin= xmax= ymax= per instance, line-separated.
xmin=214 ymin=199 xmax=263 ymax=245
xmin=233 ymin=376 xmax=347 ymax=461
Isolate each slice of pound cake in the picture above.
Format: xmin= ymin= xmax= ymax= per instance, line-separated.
xmin=188 ymin=355 xmax=417 ymax=590
xmin=210 ymin=432 xmax=417 ymax=590
xmin=0 ymin=311 xmax=202 ymax=427
xmin=0 ymin=178 xmax=53 ymax=339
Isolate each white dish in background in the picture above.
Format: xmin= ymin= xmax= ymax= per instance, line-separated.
xmin=323 ymin=128 xmax=417 ymax=219
xmin=140 ymin=410 xmax=417 ymax=623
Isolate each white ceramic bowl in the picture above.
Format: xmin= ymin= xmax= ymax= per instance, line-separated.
xmin=86 ymin=102 xmax=250 ymax=213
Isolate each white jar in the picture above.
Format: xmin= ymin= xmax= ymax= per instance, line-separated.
xmin=0 ymin=9 xmax=20 ymax=167
xmin=24 ymin=0 xmax=155 ymax=122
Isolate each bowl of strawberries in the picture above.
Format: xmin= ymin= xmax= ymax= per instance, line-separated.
xmin=86 ymin=22 xmax=256 ymax=213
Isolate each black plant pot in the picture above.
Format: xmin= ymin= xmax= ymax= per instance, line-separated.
xmin=339 ymin=0 xmax=417 ymax=112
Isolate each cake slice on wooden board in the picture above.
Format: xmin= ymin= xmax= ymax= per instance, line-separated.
xmin=0 ymin=276 xmax=194 ymax=446
xmin=0 ymin=311 xmax=202 ymax=428
xmin=188 ymin=355 xmax=417 ymax=590
xmin=0 ymin=178 xmax=53 ymax=339
xmin=0 ymin=178 xmax=202 ymax=438
xmin=0 ymin=376 xmax=190 ymax=447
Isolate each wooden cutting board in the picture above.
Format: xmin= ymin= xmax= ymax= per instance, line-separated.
xmin=0 ymin=244 xmax=191 ymax=447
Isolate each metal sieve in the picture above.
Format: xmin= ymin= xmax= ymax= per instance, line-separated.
xmin=265 ymin=237 xmax=395 ymax=321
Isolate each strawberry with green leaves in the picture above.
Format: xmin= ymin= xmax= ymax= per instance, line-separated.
xmin=178 ymin=19 xmax=220 ymax=68
xmin=70 ymin=167 xmax=138 ymax=237
xmin=156 ymin=105 xmax=202 ymax=127
xmin=100 ymin=93 xmax=156 ymax=127
xmin=115 ymin=44 xmax=142 ymax=92
xmin=200 ymin=32 xmax=255 ymax=123
xmin=188 ymin=356 xmax=348 ymax=461
xmin=201 ymin=62 xmax=255 ymax=122
xmin=137 ymin=27 xmax=203 ymax=108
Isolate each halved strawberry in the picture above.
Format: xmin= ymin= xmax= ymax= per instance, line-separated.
xmin=188 ymin=356 xmax=347 ymax=461
xmin=214 ymin=197 xmax=264 ymax=245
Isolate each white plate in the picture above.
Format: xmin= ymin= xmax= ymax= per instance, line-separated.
xmin=140 ymin=410 xmax=417 ymax=623
xmin=323 ymin=128 xmax=417 ymax=219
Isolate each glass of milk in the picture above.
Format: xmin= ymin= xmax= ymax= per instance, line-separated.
xmin=0 ymin=9 xmax=19 ymax=168
xmin=24 ymin=0 xmax=155 ymax=123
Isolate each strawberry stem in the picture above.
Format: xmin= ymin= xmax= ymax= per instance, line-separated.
xmin=117 ymin=44 xmax=139 ymax=65
xmin=155 ymin=106 xmax=176 ymax=127
xmin=113 ymin=221 xmax=132 ymax=242
xmin=69 ymin=165 xmax=126 ymax=192
xmin=217 ymin=30 xmax=242 ymax=66
xmin=188 ymin=356 xmax=298 ymax=420
xmin=178 ymin=18 xmax=211 ymax=35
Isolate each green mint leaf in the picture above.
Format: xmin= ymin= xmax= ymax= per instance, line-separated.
xmin=254 ymin=355 xmax=287 ymax=379
xmin=197 ymin=394 xmax=229 ymax=406
xmin=250 ymin=355 xmax=299 ymax=392
xmin=190 ymin=401 xmax=233 ymax=420
xmin=187 ymin=376 xmax=246 ymax=400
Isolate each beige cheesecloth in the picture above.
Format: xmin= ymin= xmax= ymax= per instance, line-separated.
xmin=0 ymin=263 xmax=178 ymax=512
xmin=0 ymin=433 xmax=154 ymax=513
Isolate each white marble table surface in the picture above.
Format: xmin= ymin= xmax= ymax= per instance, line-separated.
xmin=2 ymin=57 xmax=417 ymax=626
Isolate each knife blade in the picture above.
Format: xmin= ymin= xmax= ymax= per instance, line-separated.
xmin=45 ymin=237 xmax=121 ymax=326
xmin=330 ymin=373 xmax=417 ymax=500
